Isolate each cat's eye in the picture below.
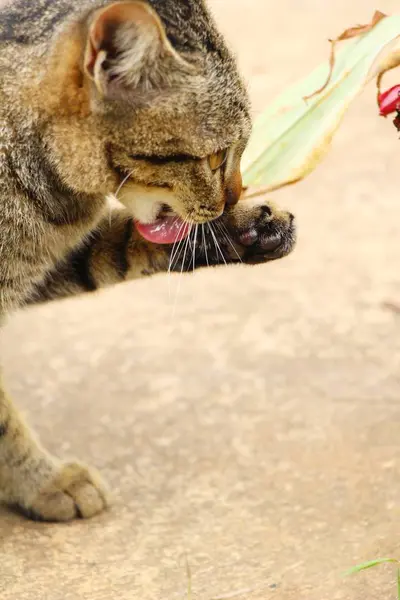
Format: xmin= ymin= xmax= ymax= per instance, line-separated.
xmin=131 ymin=153 xmax=197 ymax=165
xmin=208 ymin=149 xmax=228 ymax=172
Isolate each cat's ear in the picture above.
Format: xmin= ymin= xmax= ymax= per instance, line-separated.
xmin=84 ymin=0 xmax=193 ymax=99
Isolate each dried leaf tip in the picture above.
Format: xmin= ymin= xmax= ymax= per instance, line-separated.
xmin=304 ymin=10 xmax=388 ymax=101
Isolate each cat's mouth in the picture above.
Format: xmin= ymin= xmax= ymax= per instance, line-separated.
xmin=135 ymin=205 xmax=191 ymax=245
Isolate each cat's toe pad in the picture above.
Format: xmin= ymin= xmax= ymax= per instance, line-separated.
xmin=18 ymin=462 xmax=108 ymax=522
xmin=238 ymin=228 xmax=284 ymax=252
xmin=234 ymin=203 xmax=296 ymax=261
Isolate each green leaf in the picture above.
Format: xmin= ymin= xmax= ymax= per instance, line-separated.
xmin=344 ymin=558 xmax=399 ymax=577
xmin=397 ymin=568 xmax=400 ymax=600
xmin=242 ymin=13 xmax=400 ymax=192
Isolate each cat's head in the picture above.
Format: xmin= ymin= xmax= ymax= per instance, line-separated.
xmin=46 ymin=0 xmax=251 ymax=236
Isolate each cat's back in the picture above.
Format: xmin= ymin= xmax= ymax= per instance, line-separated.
xmin=0 ymin=0 xmax=86 ymax=184
xmin=0 ymin=0 xmax=220 ymax=49
xmin=0 ymin=0 xmax=97 ymax=46
xmin=0 ymin=0 xmax=103 ymax=106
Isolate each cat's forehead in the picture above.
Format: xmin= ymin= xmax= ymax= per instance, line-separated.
xmin=108 ymin=97 xmax=251 ymax=158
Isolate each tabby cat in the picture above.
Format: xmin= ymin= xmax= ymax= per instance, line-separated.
xmin=0 ymin=0 xmax=295 ymax=521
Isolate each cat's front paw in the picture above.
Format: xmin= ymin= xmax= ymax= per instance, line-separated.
xmin=17 ymin=462 xmax=109 ymax=522
xmin=222 ymin=199 xmax=296 ymax=264
xmin=169 ymin=199 xmax=295 ymax=271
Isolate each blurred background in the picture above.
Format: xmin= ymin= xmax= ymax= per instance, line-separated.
xmin=2 ymin=1 xmax=400 ymax=599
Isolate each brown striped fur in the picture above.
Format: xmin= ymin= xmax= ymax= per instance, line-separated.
xmin=0 ymin=0 xmax=295 ymax=521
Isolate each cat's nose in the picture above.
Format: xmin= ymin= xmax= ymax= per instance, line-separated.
xmin=224 ymin=169 xmax=243 ymax=207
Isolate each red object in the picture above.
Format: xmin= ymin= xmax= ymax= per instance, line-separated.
xmin=378 ymin=84 xmax=400 ymax=116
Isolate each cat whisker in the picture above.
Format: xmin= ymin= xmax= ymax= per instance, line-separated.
xmin=169 ymin=236 xmax=186 ymax=273
xmin=167 ymin=217 xmax=186 ymax=301
xmin=201 ymin=224 xmax=209 ymax=267
xmin=215 ymin=220 xmax=242 ymax=263
xmin=192 ymin=224 xmax=198 ymax=273
xmin=168 ymin=219 xmax=189 ymax=301
xmin=169 ymin=223 xmax=191 ymax=274
xmin=171 ymin=226 xmax=191 ymax=317
xmin=114 ymin=170 xmax=134 ymax=200
xmin=187 ymin=228 xmax=193 ymax=253
xmin=168 ymin=218 xmax=187 ymax=272
xmin=180 ymin=227 xmax=191 ymax=275
xmin=207 ymin=222 xmax=227 ymax=266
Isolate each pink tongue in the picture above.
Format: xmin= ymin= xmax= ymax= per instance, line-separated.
xmin=135 ymin=216 xmax=191 ymax=245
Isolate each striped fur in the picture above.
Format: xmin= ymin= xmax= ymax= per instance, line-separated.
xmin=0 ymin=0 xmax=295 ymax=521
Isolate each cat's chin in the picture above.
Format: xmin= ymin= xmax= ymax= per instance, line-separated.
xmin=135 ymin=215 xmax=191 ymax=245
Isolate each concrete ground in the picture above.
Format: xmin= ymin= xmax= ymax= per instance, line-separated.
xmin=2 ymin=0 xmax=400 ymax=598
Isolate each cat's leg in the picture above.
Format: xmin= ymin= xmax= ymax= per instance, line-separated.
xmin=0 ymin=370 xmax=108 ymax=521
xmin=28 ymin=210 xmax=169 ymax=303
xmin=6 ymin=200 xmax=292 ymax=522
xmin=28 ymin=200 xmax=295 ymax=304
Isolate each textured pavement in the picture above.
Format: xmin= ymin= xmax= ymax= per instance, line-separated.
xmin=2 ymin=0 xmax=400 ymax=598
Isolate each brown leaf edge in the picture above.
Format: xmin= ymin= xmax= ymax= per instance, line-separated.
xmin=375 ymin=37 xmax=400 ymax=104
xmin=303 ymin=10 xmax=387 ymax=102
